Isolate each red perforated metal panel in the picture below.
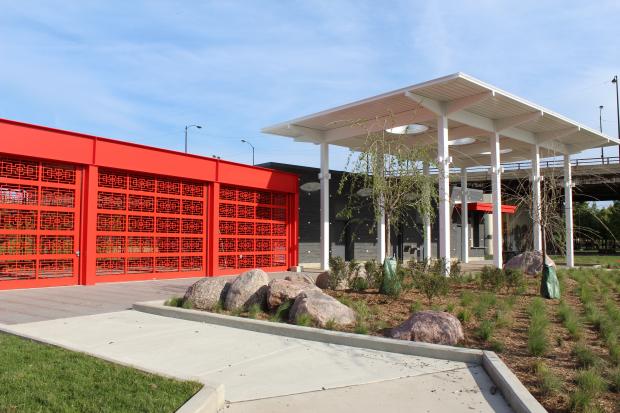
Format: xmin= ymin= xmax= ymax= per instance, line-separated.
xmin=0 ymin=157 xmax=81 ymax=288
xmin=95 ymin=169 xmax=207 ymax=280
xmin=217 ymin=185 xmax=289 ymax=271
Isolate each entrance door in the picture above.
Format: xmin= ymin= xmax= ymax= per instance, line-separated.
xmin=0 ymin=156 xmax=81 ymax=290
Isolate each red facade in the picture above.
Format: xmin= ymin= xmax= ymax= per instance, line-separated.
xmin=0 ymin=118 xmax=299 ymax=290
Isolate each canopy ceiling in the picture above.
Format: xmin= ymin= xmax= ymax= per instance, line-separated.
xmin=262 ymin=73 xmax=619 ymax=168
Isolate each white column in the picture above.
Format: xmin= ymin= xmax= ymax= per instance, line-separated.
xmin=460 ymin=167 xmax=469 ymax=263
xmin=490 ymin=132 xmax=503 ymax=268
xmin=437 ymin=113 xmax=450 ymax=273
xmin=377 ymin=196 xmax=386 ymax=263
xmin=422 ymin=162 xmax=432 ymax=261
xmin=319 ymin=142 xmax=330 ymax=271
xmin=564 ymin=155 xmax=574 ymax=268
xmin=531 ymin=145 xmax=542 ymax=251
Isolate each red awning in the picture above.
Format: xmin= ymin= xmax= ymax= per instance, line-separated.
xmin=455 ymin=202 xmax=517 ymax=214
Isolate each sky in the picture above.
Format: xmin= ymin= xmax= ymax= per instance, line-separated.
xmin=1 ymin=0 xmax=619 ymax=171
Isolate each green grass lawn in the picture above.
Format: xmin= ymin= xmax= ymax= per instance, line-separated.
xmin=551 ymin=254 xmax=620 ymax=269
xmin=0 ymin=333 xmax=202 ymax=413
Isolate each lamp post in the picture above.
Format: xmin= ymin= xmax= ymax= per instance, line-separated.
xmin=612 ymin=75 xmax=620 ymax=157
xmin=600 ymin=105 xmax=604 ymax=158
xmin=184 ymin=124 xmax=202 ymax=153
xmin=241 ymin=139 xmax=255 ymax=165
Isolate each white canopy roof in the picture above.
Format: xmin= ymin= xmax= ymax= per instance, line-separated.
xmin=262 ymin=73 xmax=619 ymax=168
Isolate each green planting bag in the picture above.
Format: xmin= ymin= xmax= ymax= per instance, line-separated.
xmin=380 ymin=257 xmax=401 ymax=296
xmin=540 ymin=264 xmax=560 ymax=299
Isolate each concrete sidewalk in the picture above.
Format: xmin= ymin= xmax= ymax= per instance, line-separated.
xmin=0 ymin=272 xmax=316 ymax=324
xmin=3 ymin=310 xmax=513 ymax=412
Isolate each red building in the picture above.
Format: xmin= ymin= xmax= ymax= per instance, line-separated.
xmin=0 ymin=118 xmax=299 ymax=290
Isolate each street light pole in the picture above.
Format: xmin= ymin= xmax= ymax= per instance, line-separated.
xmin=184 ymin=124 xmax=202 ymax=153
xmin=599 ymin=105 xmax=604 ymax=158
xmin=241 ymin=139 xmax=255 ymax=165
xmin=612 ymin=75 xmax=620 ymax=157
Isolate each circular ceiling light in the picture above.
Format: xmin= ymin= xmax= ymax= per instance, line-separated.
xmin=300 ymin=181 xmax=321 ymax=192
xmin=385 ymin=124 xmax=429 ymax=135
xmin=478 ymin=148 xmax=513 ymax=155
xmin=448 ymin=137 xmax=476 ymax=146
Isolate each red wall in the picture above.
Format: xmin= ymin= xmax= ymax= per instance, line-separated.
xmin=0 ymin=118 xmax=299 ymax=289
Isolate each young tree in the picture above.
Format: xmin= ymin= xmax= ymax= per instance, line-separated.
xmin=337 ymin=122 xmax=438 ymax=260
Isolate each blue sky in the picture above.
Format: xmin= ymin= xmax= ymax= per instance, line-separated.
xmin=1 ymin=0 xmax=619 ymax=170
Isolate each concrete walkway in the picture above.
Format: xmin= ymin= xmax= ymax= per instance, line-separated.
xmin=0 ymin=272 xmax=315 ymax=324
xmin=3 ymin=310 xmax=513 ymax=412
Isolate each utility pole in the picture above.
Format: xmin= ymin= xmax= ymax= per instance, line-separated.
xmin=600 ymin=105 xmax=604 ymax=158
xmin=184 ymin=124 xmax=202 ymax=153
xmin=612 ymin=76 xmax=620 ymax=157
xmin=241 ymin=139 xmax=255 ymax=165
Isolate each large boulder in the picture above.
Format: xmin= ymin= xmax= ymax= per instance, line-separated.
xmin=504 ymin=251 xmax=556 ymax=276
xmin=224 ymin=269 xmax=270 ymax=311
xmin=183 ymin=277 xmax=232 ymax=310
xmin=267 ymin=279 xmax=319 ymax=309
xmin=315 ymin=271 xmax=349 ymax=290
xmin=289 ymin=289 xmax=356 ymax=327
xmin=389 ymin=311 xmax=464 ymax=346
xmin=284 ymin=273 xmax=315 ymax=285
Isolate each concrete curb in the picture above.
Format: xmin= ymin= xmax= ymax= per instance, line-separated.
xmin=482 ymin=351 xmax=547 ymax=413
xmin=0 ymin=324 xmax=225 ymax=413
xmin=133 ymin=300 xmax=482 ymax=364
xmin=176 ymin=384 xmax=225 ymax=413
xmin=134 ymin=301 xmax=548 ymax=413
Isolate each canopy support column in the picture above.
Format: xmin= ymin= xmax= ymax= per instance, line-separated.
xmin=377 ymin=197 xmax=386 ymax=264
xmin=423 ymin=162 xmax=432 ymax=261
xmin=531 ymin=145 xmax=542 ymax=251
xmin=491 ymin=132 xmax=503 ymax=268
xmin=438 ymin=113 xmax=450 ymax=273
xmin=319 ymin=142 xmax=330 ymax=271
xmin=460 ymin=168 xmax=469 ymax=263
xmin=564 ymin=155 xmax=575 ymax=268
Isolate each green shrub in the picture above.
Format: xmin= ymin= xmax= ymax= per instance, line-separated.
xmin=247 ymin=303 xmax=262 ymax=319
xmin=609 ymin=342 xmax=620 ymax=366
xmin=460 ymin=291 xmax=474 ymax=307
xmin=457 ymin=308 xmax=472 ymax=323
xmin=533 ymin=361 xmax=562 ymax=396
xmin=327 ymin=257 xmax=360 ymax=290
xmin=609 ymin=367 xmax=620 ymax=393
xmin=572 ymin=343 xmax=599 ymax=368
xmin=364 ymin=259 xmax=383 ymax=289
xmin=445 ymin=302 xmax=455 ymax=313
xmin=527 ymin=298 xmax=549 ymax=356
xmin=473 ymin=293 xmax=497 ymax=319
xmin=480 ymin=266 xmax=504 ymax=292
xmin=575 ymin=368 xmax=606 ymax=396
xmin=270 ymin=301 xmax=292 ymax=322
xmin=164 ymin=296 xmax=184 ymax=307
xmin=325 ymin=318 xmax=337 ymax=330
xmin=448 ymin=260 xmax=464 ymax=284
xmin=295 ymin=313 xmax=312 ymax=326
xmin=568 ymin=390 xmax=593 ymax=413
xmin=558 ymin=301 xmax=582 ymax=340
xmin=489 ymin=339 xmax=505 ymax=353
xmin=414 ymin=261 xmax=449 ymax=305
xmin=354 ymin=323 xmax=369 ymax=335
xmin=504 ymin=268 xmax=525 ymax=294
xmin=410 ymin=301 xmax=423 ymax=314
xmin=477 ymin=319 xmax=495 ymax=341
xmin=350 ymin=276 xmax=368 ymax=292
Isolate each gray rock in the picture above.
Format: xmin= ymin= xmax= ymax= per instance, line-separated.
xmin=504 ymin=251 xmax=555 ymax=276
xmin=389 ymin=311 xmax=464 ymax=346
xmin=284 ymin=273 xmax=315 ymax=285
xmin=224 ymin=268 xmax=270 ymax=311
xmin=183 ymin=277 xmax=232 ymax=311
xmin=315 ymin=271 xmax=348 ymax=290
xmin=289 ymin=289 xmax=356 ymax=327
xmin=267 ymin=279 xmax=318 ymax=309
